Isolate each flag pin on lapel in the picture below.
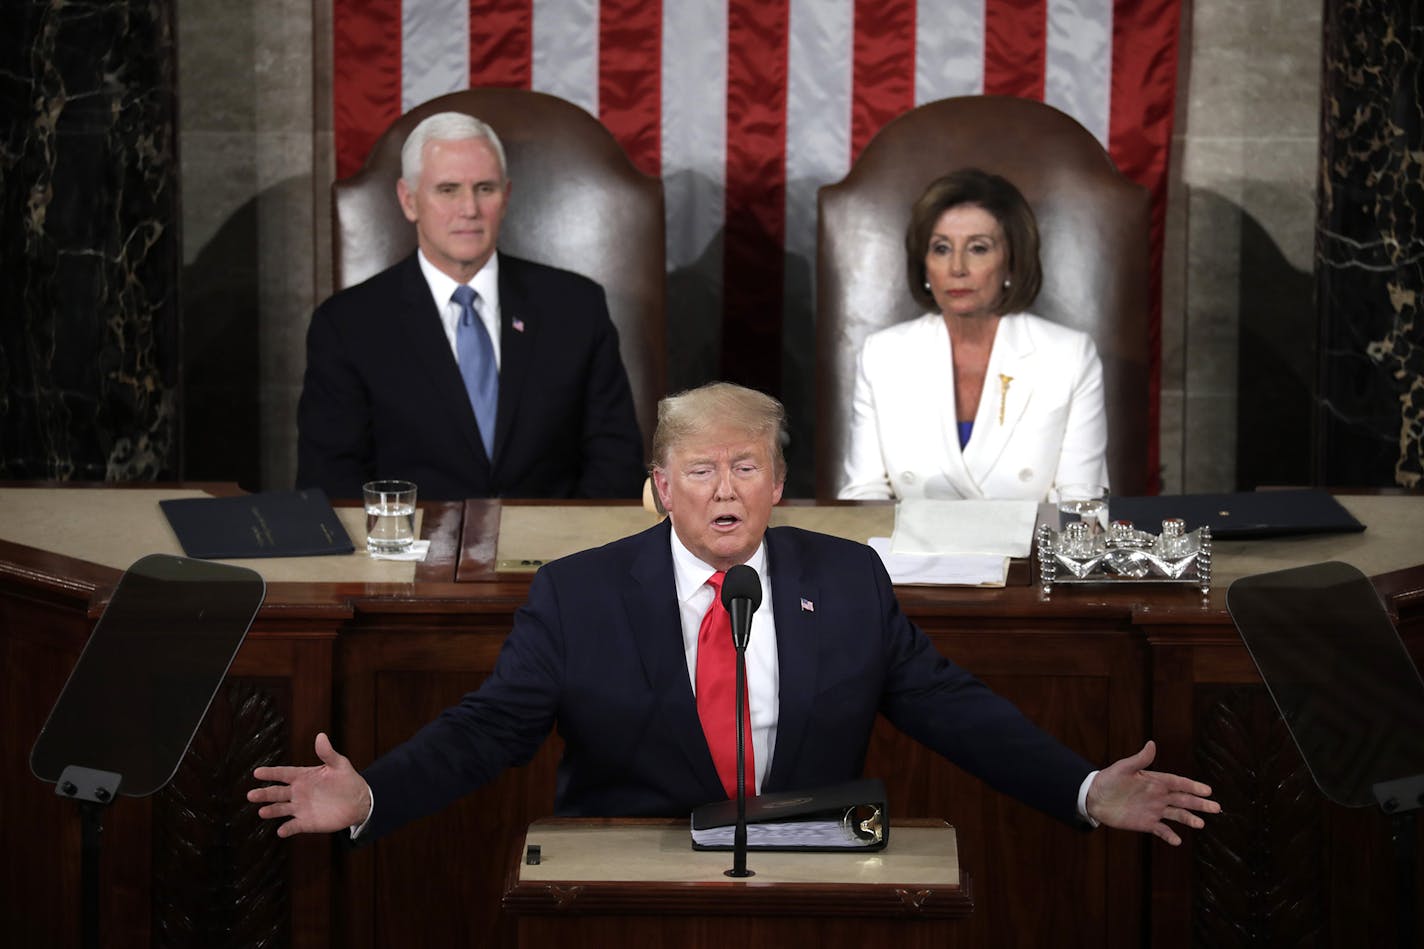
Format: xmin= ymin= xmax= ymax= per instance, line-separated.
xmin=512 ymin=317 xmax=526 ymax=333
xmin=800 ymin=597 xmax=815 ymax=613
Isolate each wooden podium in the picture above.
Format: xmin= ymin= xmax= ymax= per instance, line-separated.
xmin=501 ymin=818 xmax=973 ymax=948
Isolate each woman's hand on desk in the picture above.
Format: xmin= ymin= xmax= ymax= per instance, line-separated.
xmin=1085 ymin=739 xmax=1221 ymax=846
xmin=248 ymin=732 xmax=372 ymax=838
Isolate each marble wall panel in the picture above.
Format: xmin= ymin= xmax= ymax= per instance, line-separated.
xmin=1 ymin=0 xmax=181 ymax=481
xmin=312 ymin=0 xmax=336 ymax=306
xmin=1234 ymin=142 xmax=1318 ymax=490
xmin=1159 ymin=388 xmax=1187 ymax=494
xmin=1186 ymin=0 xmax=1323 ymax=140
xmin=255 ymin=135 xmax=321 ymax=491
xmin=176 ymin=0 xmax=316 ymax=491
xmin=1159 ymin=5 xmax=1193 ymax=496
xmin=179 ymin=130 xmax=261 ymax=488
xmin=1165 ymin=0 xmax=1322 ymax=492
xmin=1316 ymin=0 xmax=1423 ymax=488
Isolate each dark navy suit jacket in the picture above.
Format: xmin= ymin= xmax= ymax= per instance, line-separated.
xmin=295 ymin=252 xmax=645 ymax=500
xmin=359 ymin=521 xmax=1094 ymax=838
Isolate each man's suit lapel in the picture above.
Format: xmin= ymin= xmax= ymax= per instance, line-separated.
xmin=622 ymin=520 xmax=726 ymax=801
xmin=964 ymin=316 xmax=1034 ymax=486
xmin=763 ymin=528 xmax=820 ymax=793
xmin=493 ymin=254 xmax=538 ymax=465
xmin=400 ymin=257 xmax=490 ymax=476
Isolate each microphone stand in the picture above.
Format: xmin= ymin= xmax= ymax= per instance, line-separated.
xmin=726 ymin=596 xmax=754 ymax=878
xmin=729 ymin=644 xmax=751 ymax=872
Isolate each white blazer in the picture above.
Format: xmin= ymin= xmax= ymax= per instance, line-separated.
xmin=839 ymin=312 xmax=1109 ymax=501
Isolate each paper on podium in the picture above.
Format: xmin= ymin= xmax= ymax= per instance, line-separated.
xmin=868 ymin=538 xmax=1009 ymax=587
xmin=690 ymin=778 xmax=888 ymax=852
xmin=889 ymin=499 xmax=1038 ymax=557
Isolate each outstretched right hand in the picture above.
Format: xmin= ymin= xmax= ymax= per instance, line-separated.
xmin=248 ymin=732 xmax=372 ymax=838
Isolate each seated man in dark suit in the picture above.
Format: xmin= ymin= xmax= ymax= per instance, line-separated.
xmin=253 ymin=383 xmax=1219 ymax=844
xmin=296 ymin=112 xmax=646 ymax=500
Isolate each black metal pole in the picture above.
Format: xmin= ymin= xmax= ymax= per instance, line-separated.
xmin=1388 ymin=809 xmax=1417 ymax=949
xmin=726 ymin=646 xmax=753 ymax=877
xmin=80 ymin=800 xmax=104 ymax=949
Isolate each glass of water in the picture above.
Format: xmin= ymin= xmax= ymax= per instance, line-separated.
xmin=363 ymin=480 xmax=417 ymax=553
xmin=1053 ymin=482 xmax=1109 ymax=535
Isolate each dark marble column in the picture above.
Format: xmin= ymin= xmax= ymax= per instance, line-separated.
xmin=1315 ymin=0 xmax=1423 ymax=488
xmin=0 ymin=0 xmax=180 ymax=481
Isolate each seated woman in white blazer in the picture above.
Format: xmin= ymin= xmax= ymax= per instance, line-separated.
xmin=839 ymin=169 xmax=1109 ymax=501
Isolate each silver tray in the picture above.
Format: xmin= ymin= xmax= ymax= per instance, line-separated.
xmin=1036 ymin=519 xmax=1213 ymax=594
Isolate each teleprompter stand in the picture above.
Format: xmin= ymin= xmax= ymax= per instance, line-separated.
xmin=1227 ymin=561 xmax=1424 ymax=949
xmin=29 ymin=554 xmax=265 ymax=949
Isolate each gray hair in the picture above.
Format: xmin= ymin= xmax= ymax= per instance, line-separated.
xmin=652 ymin=382 xmax=787 ymax=480
xmin=401 ymin=112 xmax=508 ymax=186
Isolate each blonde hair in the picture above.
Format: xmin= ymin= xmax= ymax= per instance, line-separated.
xmin=652 ymin=382 xmax=787 ymax=480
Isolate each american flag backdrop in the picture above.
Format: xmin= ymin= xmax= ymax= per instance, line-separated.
xmin=333 ymin=0 xmax=1182 ymax=484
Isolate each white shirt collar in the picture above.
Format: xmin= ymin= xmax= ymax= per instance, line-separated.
xmin=417 ymin=249 xmax=500 ymax=312
xmin=418 ymin=250 xmax=502 ymax=366
xmin=668 ymin=524 xmax=769 ymax=605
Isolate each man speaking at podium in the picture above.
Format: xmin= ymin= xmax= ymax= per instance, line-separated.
xmin=253 ymin=383 xmax=1219 ymax=845
xmin=295 ymin=112 xmax=645 ymax=501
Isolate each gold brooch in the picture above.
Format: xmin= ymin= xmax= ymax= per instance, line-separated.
xmin=998 ymin=374 xmax=1013 ymax=424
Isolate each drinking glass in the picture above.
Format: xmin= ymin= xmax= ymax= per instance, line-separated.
xmin=363 ymin=480 xmax=417 ymax=553
xmin=1053 ymin=483 xmax=1109 ymax=535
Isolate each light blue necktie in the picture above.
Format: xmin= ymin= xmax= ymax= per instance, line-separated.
xmin=452 ymin=285 xmax=498 ymax=459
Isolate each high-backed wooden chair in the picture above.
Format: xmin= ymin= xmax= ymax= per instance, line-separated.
xmin=815 ymin=95 xmax=1151 ymax=498
xmin=333 ymin=88 xmax=667 ymax=460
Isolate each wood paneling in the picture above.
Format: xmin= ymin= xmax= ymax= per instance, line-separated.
xmin=3 ymin=494 xmax=1422 ymax=948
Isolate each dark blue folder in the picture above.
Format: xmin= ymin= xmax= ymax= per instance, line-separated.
xmin=1109 ymin=489 xmax=1366 ymax=539
xmin=160 ymin=489 xmax=354 ymax=558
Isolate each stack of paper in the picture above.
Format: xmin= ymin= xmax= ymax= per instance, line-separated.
xmin=870 ymin=499 xmax=1038 ymax=587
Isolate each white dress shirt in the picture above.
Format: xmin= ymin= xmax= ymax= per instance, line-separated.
xmin=667 ymin=529 xmax=779 ymax=795
xmin=415 ymin=250 xmax=503 ymax=370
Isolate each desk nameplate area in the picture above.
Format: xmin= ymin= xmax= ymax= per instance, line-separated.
xmin=0 ymin=486 xmax=436 ymax=585
xmin=1208 ymin=494 xmax=1423 ymax=583
xmin=466 ymin=500 xmax=1032 ymax=586
xmin=5 ymin=487 xmax=1418 ymax=595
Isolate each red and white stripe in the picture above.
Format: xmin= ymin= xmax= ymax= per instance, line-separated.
xmin=334 ymin=0 xmax=1180 ymax=478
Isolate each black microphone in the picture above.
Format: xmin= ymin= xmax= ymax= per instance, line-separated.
xmin=720 ymin=563 xmax=761 ymax=651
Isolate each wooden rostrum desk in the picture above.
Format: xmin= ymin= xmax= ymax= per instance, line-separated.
xmin=1 ymin=487 xmax=1422 ymax=948
xmin=501 ymin=817 xmax=972 ymax=948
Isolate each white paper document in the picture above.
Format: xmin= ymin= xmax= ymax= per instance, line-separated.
xmin=368 ymin=539 xmax=431 ymax=562
xmin=691 ymin=819 xmax=867 ymax=849
xmin=889 ymin=499 xmax=1038 ymax=558
xmin=868 ymin=537 xmax=1009 ymax=587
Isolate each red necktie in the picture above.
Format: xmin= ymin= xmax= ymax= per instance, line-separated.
xmin=696 ymin=571 xmax=755 ymax=799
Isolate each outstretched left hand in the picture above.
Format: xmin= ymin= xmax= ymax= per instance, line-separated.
xmin=1085 ymin=740 xmax=1221 ymax=845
